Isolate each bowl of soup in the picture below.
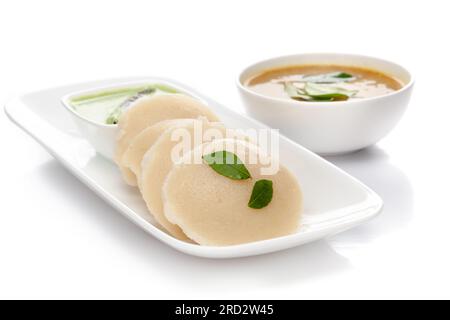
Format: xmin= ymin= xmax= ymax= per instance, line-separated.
xmin=237 ymin=53 xmax=414 ymax=154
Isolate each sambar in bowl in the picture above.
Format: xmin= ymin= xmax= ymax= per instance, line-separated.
xmin=237 ymin=53 xmax=414 ymax=155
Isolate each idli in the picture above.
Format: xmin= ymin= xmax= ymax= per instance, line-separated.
xmin=162 ymin=139 xmax=302 ymax=246
xmin=122 ymin=119 xmax=194 ymax=188
xmin=115 ymin=94 xmax=219 ymax=186
xmin=140 ymin=119 xmax=228 ymax=241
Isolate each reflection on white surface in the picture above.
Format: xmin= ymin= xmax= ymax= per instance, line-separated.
xmin=325 ymin=146 xmax=414 ymax=244
xmin=31 ymin=145 xmax=413 ymax=289
xmin=36 ymin=160 xmax=351 ymax=287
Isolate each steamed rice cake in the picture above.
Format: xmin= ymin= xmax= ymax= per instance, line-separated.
xmin=162 ymin=139 xmax=302 ymax=246
xmin=122 ymin=119 xmax=194 ymax=188
xmin=115 ymin=94 xmax=219 ymax=186
xmin=140 ymin=119 xmax=227 ymax=240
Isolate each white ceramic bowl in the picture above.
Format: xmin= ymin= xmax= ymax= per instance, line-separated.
xmin=61 ymin=79 xmax=205 ymax=160
xmin=237 ymin=53 xmax=414 ymax=155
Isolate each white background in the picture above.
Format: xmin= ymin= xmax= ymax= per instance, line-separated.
xmin=1 ymin=0 xmax=449 ymax=299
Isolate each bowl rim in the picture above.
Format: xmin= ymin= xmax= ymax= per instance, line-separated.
xmin=236 ymin=52 xmax=415 ymax=108
xmin=60 ymin=78 xmax=207 ymax=129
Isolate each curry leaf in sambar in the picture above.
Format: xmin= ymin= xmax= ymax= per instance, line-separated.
xmin=301 ymin=72 xmax=356 ymax=83
xmin=304 ymin=82 xmax=357 ymax=101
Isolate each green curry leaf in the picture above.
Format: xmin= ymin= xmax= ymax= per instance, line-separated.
xmin=248 ymin=179 xmax=273 ymax=209
xmin=333 ymin=72 xmax=353 ymax=79
xmin=301 ymin=72 xmax=356 ymax=84
xmin=283 ymin=81 xmax=358 ymax=102
xmin=283 ymin=82 xmax=313 ymax=101
xmin=304 ymin=82 xmax=357 ymax=101
xmin=203 ymin=151 xmax=251 ymax=180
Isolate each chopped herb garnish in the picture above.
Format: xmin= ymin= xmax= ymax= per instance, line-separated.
xmin=303 ymin=82 xmax=357 ymax=101
xmin=333 ymin=72 xmax=353 ymax=79
xmin=300 ymin=71 xmax=356 ymax=84
xmin=283 ymin=74 xmax=358 ymax=102
xmin=283 ymin=82 xmax=313 ymax=101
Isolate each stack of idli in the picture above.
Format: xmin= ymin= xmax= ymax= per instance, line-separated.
xmin=114 ymin=93 xmax=302 ymax=246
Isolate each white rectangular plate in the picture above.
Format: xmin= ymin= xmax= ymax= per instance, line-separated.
xmin=4 ymin=77 xmax=383 ymax=258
